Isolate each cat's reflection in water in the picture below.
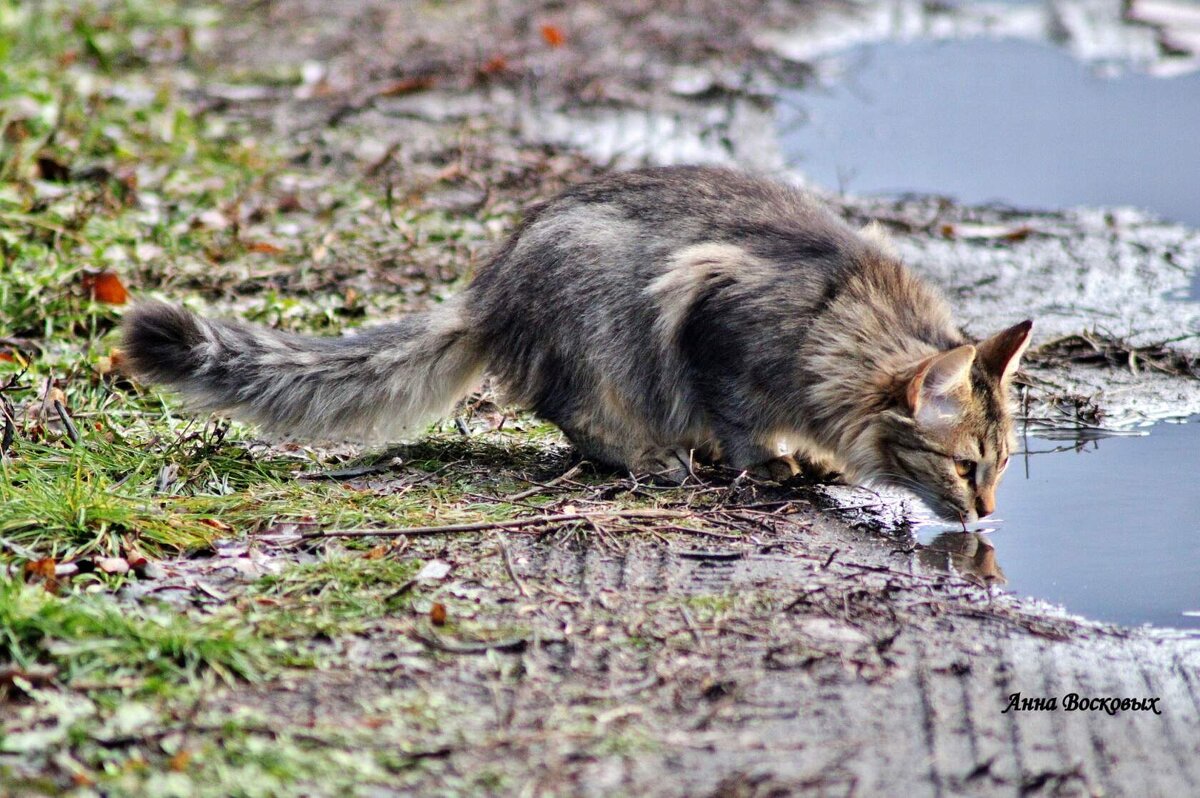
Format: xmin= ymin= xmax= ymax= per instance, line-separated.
xmin=918 ymin=532 xmax=1007 ymax=587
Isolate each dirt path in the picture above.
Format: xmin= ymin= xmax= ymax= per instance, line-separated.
xmin=191 ymin=506 xmax=1200 ymax=796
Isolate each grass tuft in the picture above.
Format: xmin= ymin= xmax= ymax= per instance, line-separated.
xmin=0 ymin=575 xmax=274 ymax=684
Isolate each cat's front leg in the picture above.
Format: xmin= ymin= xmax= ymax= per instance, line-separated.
xmin=752 ymin=454 xmax=803 ymax=482
xmin=713 ymin=423 xmax=798 ymax=482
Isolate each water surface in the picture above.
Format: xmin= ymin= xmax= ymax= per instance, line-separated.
xmin=780 ymin=38 xmax=1200 ymax=232
xmin=778 ymin=38 xmax=1200 ymax=627
xmin=917 ymin=420 xmax=1200 ymax=630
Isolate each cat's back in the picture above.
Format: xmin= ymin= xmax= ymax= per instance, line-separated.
xmin=471 ymin=166 xmax=867 ymax=302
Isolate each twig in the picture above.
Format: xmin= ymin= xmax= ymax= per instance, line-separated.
xmin=659 ymin=524 xmax=744 ymax=541
xmin=678 ymin=606 xmax=704 ymax=648
xmin=1 ymin=394 xmax=14 ymax=455
xmin=677 ymin=550 xmax=744 ymax=561
xmin=500 ymin=462 xmax=585 ymax=502
xmin=54 ymin=399 xmax=80 ymax=445
xmin=296 ymin=508 xmax=690 ymax=539
xmin=496 ymin=535 xmax=529 ymax=597
xmin=409 ymin=627 xmax=552 ymax=654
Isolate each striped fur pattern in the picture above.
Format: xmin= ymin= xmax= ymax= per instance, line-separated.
xmin=123 ymin=166 xmax=1031 ymax=522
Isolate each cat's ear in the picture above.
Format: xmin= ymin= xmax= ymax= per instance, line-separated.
xmin=976 ymin=320 xmax=1033 ymax=382
xmin=859 ymin=221 xmax=899 ymax=258
xmin=905 ymin=345 xmax=976 ymax=419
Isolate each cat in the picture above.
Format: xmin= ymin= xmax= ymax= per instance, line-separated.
xmin=123 ymin=166 xmax=1031 ymax=523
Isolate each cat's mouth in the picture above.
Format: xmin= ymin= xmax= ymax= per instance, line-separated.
xmin=932 ymin=501 xmax=976 ymax=525
xmin=902 ymin=484 xmax=974 ymax=524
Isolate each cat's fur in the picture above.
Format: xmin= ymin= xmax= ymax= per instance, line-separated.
xmin=123 ymin=166 xmax=1031 ymax=522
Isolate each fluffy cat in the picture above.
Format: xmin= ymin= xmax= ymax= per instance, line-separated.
xmin=123 ymin=166 xmax=1031 ymax=522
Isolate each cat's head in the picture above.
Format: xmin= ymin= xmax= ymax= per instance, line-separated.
xmin=870 ymin=320 xmax=1033 ymax=523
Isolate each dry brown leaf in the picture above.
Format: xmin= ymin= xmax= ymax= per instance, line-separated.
xmin=363 ymin=543 xmax=390 ymax=560
xmin=540 ymin=24 xmax=566 ymax=47
xmin=24 ymin=558 xmax=60 ymax=593
xmin=168 ymin=750 xmax=192 ymax=772
xmin=44 ymin=387 xmax=67 ymax=411
xmin=479 ymin=55 xmax=508 ymax=75
xmin=24 ymin=558 xmax=56 ymax=581
xmin=430 ymin=602 xmax=448 ymax=626
xmin=1003 ymin=225 xmax=1034 ymax=242
xmin=199 ymin=518 xmax=234 ymax=533
xmin=81 ymin=270 xmax=129 ymax=305
xmin=246 ymin=241 xmax=285 ymax=255
xmin=379 ymin=76 xmax=435 ymax=97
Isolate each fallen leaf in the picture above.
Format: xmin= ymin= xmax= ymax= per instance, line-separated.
xmin=195 ymin=209 xmax=230 ymax=230
xmin=479 ymin=55 xmax=508 ymax=75
xmin=246 ymin=241 xmax=285 ymax=255
xmin=80 ymin=270 xmax=129 ymax=304
xmin=416 ymin=559 xmax=452 ymax=581
xmin=1002 ymin=225 xmax=1034 ymax=242
xmin=44 ymin=386 xmax=67 ymax=409
xmin=0 ymin=352 xmax=12 ymax=362
xmin=363 ymin=543 xmax=390 ymax=560
xmin=277 ymin=193 xmax=303 ymax=213
xmin=0 ymin=664 xmax=58 ymax=687
xmin=96 ymin=557 xmax=130 ymax=575
xmin=540 ymin=24 xmax=566 ymax=47
xmin=24 ymin=558 xmax=60 ymax=593
xmin=199 ymin=518 xmax=233 ymax=533
xmin=430 ymin=602 xmax=447 ymax=626
xmin=378 ymin=76 xmax=435 ymax=97
xmin=168 ymin=750 xmax=191 ymax=772
xmin=24 ymin=557 xmax=56 ymax=581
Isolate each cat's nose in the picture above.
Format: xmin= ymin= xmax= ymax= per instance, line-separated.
xmin=975 ymin=493 xmax=995 ymax=518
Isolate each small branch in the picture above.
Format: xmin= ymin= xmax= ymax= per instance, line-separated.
xmin=660 ymin=524 xmax=743 ymax=541
xmin=677 ymin=549 xmax=744 ymax=561
xmin=296 ymin=508 xmax=690 ymax=539
xmin=496 ymin=535 xmax=529 ymax=597
xmin=410 ymin=628 xmax=539 ymax=654
xmin=1 ymin=394 xmax=15 ymax=454
xmin=54 ymin=399 xmax=80 ymax=445
xmin=500 ymin=462 xmax=584 ymax=502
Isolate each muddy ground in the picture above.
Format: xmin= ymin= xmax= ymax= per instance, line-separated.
xmin=3 ymin=1 xmax=1199 ymax=796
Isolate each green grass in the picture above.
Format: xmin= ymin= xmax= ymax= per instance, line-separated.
xmin=0 ymin=2 xmax=616 ymax=794
xmin=252 ymin=554 xmax=423 ymax=636
xmin=0 ymin=574 xmax=275 ymax=684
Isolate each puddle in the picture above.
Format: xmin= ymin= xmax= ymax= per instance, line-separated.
xmin=775 ymin=35 xmax=1200 ymax=628
xmin=915 ymin=419 xmax=1200 ymax=630
xmin=779 ymin=38 xmax=1200 ymax=237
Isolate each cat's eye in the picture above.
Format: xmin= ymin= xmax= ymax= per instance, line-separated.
xmin=954 ymin=459 xmax=976 ymax=481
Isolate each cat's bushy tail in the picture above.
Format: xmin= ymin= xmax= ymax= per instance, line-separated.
xmin=121 ymin=299 xmax=485 ymax=442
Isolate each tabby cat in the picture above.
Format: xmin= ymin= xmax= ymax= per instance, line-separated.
xmin=123 ymin=166 xmax=1032 ymax=522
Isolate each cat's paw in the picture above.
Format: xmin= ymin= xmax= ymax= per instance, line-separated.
xmin=633 ymin=447 xmax=696 ymax=485
xmin=750 ymin=455 xmax=802 ymax=483
xmin=794 ymin=455 xmax=843 ymax=484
